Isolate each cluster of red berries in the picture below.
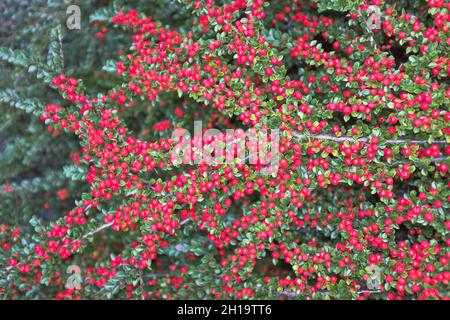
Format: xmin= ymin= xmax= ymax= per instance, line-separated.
xmin=1 ymin=0 xmax=449 ymax=300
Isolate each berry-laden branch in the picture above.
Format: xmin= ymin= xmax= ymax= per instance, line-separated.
xmin=0 ymin=0 xmax=449 ymax=301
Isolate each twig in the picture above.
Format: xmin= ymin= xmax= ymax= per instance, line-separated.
xmin=428 ymin=155 xmax=448 ymax=162
xmin=143 ymin=273 xmax=169 ymax=279
xmin=393 ymin=155 xmax=449 ymax=165
xmin=357 ymin=290 xmax=381 ymax=294
xmin=292 ymin=132 xmax=447 ymax=145
xmin=82 ymin=221 xmax=114 ymax=239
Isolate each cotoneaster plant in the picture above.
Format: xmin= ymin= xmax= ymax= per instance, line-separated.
xmin=0 ymin=0 xmax=449 ymax=300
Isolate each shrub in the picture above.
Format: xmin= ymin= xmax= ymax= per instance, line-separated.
xmin=0 ymin=0 xmax=449 ymax=300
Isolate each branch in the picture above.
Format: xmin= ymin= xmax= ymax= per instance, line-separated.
xmin=82 ymin=221 xmax=114 ymax=239
xmin=429 ymin=155 xmax=448 ymax=162
xmin=292 ymin=132 xmax=447 ymax=145
xmin=261 ymin=288 xmax=381 ymax=299
xmin=395 ymin=155 xmax=449 ymax=164
xmin=357 ymin=290 xmax=381 ymax=294
xmin=144 ymin=273 xmax=169 ymax=279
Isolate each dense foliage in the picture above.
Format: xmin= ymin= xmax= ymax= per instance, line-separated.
xmin=0 ymin=0 xmax=449 ymax=300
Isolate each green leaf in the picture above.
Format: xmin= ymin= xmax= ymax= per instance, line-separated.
xmin=47 ymin=25 xmax=64 ymax=72
xmin=0 ymin=47 xmax=32 ymax=67
xmin=0 ymin=89 xmax=42 ymax=115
